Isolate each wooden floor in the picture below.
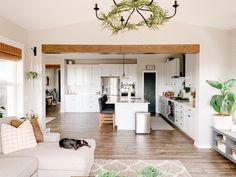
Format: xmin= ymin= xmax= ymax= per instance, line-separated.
xmin=46 ymin=111 xmax=236 ymax=177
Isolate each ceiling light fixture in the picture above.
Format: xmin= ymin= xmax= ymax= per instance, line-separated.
xmin=122 ymin=53 xmax=126 ymax=78
xmin=94 ymin=0 xmax=179 ymax=34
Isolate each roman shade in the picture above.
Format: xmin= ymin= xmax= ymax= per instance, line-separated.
xmin=0 ymin=42 xmax=22 ymax=61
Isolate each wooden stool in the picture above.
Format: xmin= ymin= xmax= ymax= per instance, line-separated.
xmin=99 ymin=113 xmax=116 ymax=130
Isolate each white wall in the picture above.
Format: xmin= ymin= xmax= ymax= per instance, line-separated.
xmin=25 ymin=19 xmax=231 ymax=148
xmin=0 ymin=17 xmax=29 ymax=118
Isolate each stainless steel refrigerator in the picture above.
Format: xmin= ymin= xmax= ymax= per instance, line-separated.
xmin=101 ymin=76 xmax=120 ymax=96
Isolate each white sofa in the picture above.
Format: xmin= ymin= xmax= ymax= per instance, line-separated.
xmin=0 ymin=117 xmax=96 ymax=177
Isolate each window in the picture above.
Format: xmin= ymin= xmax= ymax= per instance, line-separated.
xmin=0 ymin=59 xmax=23 ymax=117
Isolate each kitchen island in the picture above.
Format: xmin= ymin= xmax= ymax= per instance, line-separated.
xmin=107 ymin=97 xmax=150 ymax=130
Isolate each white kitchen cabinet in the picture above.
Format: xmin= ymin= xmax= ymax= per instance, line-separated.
xmin=67 ymin=65 xmax=77 ymax=86
xmin=65 ymin=95 xmax=83 ymax=112
xmin=183 ymin=106 xmax=195 ymax=139
xmin=100 ymin=64 xmax=111 ymax=76
xmin=83 ymin=65 xmax=92 ymax=86
xmin=83 ymin=94 xmax=99 ymax=112
xmin=100 ymin=64 xmax=121 ymax=76
xmin=65 ymin=95 xmax=98 ymax=112
xmin=75 ymin=65 xmax=84 ymax=86
xmin=160 ymin=96 xmax=195 ymax=140
xmin=92 ymin=65 xmax=101 ymax=86
xmin=110 ymin=64 xmax=121 ymax=76
xmin=185 ymin=54 xmax=196 ymax=88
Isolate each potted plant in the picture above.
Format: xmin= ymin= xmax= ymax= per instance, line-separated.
xmin=0 ymin=106 xmax=6 ymax=118
xmin=206 ymin=79 xmax=236 ymax=130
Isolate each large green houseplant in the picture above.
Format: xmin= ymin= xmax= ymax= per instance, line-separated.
xmin=206 ymin=79 xmax=236 ymax=130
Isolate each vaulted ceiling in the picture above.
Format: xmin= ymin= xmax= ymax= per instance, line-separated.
xmin=0 ymin=0 xmax=236 ymax=31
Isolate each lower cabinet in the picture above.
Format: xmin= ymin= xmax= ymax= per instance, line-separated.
xmin=65 ymin=95 xmax=99 ymax=112
xmin=159 ymin=96 xmax=195 ymax=139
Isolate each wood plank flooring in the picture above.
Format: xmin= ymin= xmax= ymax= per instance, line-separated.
xmin=46 ymin=112 xmax=236 ymax=177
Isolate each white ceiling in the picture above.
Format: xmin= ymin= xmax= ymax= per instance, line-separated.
xmin=0 ymin=0 xmax=236 ymax=31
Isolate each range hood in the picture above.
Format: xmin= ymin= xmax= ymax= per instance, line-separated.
xmin=171 ymin=54 xmax=186 ymax=78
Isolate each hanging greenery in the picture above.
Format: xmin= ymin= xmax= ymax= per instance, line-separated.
xmin=100 ymin=0 xmax=168 ymax=34
xmin=26 ymin=71 xmax=38 ymax=80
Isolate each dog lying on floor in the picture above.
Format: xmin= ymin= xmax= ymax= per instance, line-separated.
xmin=59 ymin=138 xmax=91 ymax=150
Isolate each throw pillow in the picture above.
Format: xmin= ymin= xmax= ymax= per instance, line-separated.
xmin=11 ymin=118 xmax=44 ymax=142
xmin=1 ymin=120 xmax=37 ymax=154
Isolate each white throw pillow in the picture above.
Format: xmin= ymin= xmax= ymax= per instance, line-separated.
xmin=1 ymin=120 xmax=37 ymax=154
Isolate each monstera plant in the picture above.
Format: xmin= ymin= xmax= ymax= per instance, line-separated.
xmin=206 ymin=79 xmax=236 ymax=130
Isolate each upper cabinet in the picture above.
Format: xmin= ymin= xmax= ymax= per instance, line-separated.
xmin=67 ymin=64 xmax=137 ymax=87
xmin=185 ymin=54 xmax=196 ymax=88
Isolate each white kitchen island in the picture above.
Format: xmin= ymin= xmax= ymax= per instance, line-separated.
xmin=107 ymin=97 xmax=150 ymax=130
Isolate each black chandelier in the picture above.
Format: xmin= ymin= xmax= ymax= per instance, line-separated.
xmin=94 ymin=0 xmax=179 ymax=34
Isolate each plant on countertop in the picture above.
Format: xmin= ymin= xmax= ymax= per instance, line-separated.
xmin=0 ymin=106 xmax=6 ymax=118
xmin=26 ymin=71 xmax=38 ymax=80
xmin=206 ymin=79 xmax=236 ymax=115
xmin=137 ymin=166 xmax=163 ymax=177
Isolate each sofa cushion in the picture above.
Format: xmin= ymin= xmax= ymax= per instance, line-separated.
xmin=1 ymin=120 xmax=37 ymax=154
xmin=2 ymin=139 xmax=96 ymax=175
xmin=0 ymin=157 xmax=38 ymax=177
xmin=0 ymin=117 xmax=18 ymax=154
xmin=11 ymin=118 xmax=44 ymax=142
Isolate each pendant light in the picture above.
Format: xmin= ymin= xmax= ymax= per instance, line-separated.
xmin=122 ymin=53 xmax=125 ymax=78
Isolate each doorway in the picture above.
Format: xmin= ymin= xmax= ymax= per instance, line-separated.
xmin=143 ymin=72 xmax=156 ymax=116
xmin=45 ymin=65 xmax=61 ymax=118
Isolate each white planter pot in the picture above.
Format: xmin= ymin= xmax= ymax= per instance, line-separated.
xmin=213 ymin=115 xmax=233 ymax=130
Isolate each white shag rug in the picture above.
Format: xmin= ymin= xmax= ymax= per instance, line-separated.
xmin=151 ymin=117 xmax=174 ymax=131
xmin=46 ymin=117 xmax=56 ymax=124
xmin=90 ymin=159 xmax=191 ymax=177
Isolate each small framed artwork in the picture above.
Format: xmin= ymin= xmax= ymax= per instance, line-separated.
xmin=146 ymin=65 xmax=155 ymax=70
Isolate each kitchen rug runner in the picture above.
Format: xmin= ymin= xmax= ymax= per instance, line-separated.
xmin=151 ymin=116 xmax=174 ymax=130
xmin=90 ymin=159 xmax=191 ymax=177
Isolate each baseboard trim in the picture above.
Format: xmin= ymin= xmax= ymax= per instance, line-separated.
xmin=194 ymin=142 xmax=212 ymax=149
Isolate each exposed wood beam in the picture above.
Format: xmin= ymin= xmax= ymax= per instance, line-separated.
xmin=42 ymin=44 xmax=200 ymax=54
xmin=45 ymin=64 xmax=61 ymax=69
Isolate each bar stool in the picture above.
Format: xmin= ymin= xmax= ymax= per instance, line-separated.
xmin=98 ymin=96 xmax=115 ymax=130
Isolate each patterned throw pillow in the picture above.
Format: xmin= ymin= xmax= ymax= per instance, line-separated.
xmin=11 ymin=118 xmax=44 ymax=142
xmin=1 ymin=120 xmax=37 ymax=154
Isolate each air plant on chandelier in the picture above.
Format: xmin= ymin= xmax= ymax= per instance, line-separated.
xmin=94 ymin=0 xmax=179 ymax=34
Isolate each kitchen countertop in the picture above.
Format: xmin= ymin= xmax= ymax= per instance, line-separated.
xmin=161 ymin=96 xmax=195 ymax=109
xmin=107 ymin=96 xmax=150 ymax=104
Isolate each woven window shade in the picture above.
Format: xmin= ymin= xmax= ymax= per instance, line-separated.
xmin=0 ymin=43 xmax=22 ymax=61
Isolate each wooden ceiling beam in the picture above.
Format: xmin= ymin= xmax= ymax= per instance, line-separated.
xmin=42 ymin=44 xmax=200 ymax=54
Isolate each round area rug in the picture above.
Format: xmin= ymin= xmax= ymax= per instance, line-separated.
xmin=89 ymin=159 xmax=191 ymax=177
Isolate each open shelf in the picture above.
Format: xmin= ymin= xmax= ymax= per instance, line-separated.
xmin=212 ymin=127 xmax=236 ymax=164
